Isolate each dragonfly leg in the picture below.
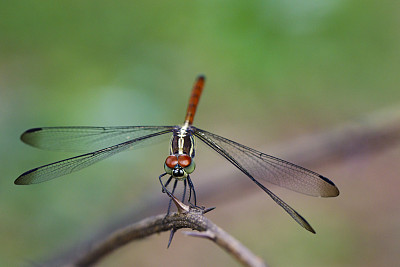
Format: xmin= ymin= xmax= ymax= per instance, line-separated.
xmin=187 ymin=180 xmax=192 ymax=203
xmin=182 ymin=179 xmax=187 ymax=203
xmin=163 ymin=176 xmax=173 ymax=193
xmin=159 ymin=173 xmax=172 ymax=196
xmin=187 ymin=175 xmax=197 ymax=206
xmin=167 ymin=179 xmax=178 ymax=215
xmin=159 ymin=173 xmax=175 ymax=215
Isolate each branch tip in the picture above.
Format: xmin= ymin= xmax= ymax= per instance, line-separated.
xmin=183 ymin=230 xmax=215 ymax=240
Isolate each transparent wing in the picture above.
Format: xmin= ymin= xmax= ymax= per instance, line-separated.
xmin=20 ymin=126 xmax=174 ymax=152
xmin=193 ymin=127 xmax=340 ymax=233
xmin=16 ymin=128 xmax=173 ymax=185
xmin=193 ymin=128 xmax=339 ymax=197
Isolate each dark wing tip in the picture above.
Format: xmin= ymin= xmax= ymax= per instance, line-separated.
xmin=24 ymin=128 xmax=43 ymax=134
xmin=301 ymin=219 xmax=316 ymax=234
xmin=319 ymin=175 xmax=335 ymax=186
xmin=294 ymin=209 xmax=316 ymax=234
xmin=21 ymin=128 xmax=43 ymax=142
xmin=319 ymin=175 xmax=340 ymax=197
xmin=14 ymin=168 xmax=38 ymax=185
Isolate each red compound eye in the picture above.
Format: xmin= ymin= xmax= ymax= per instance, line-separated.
xmin=165 ymin=155 xmax=178 ymax=168
xmin=178 ymin=154 xmax=191 ymax=167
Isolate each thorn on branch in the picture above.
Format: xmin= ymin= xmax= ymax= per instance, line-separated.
xmin=167 ymin=228 xmax=177 ymax=248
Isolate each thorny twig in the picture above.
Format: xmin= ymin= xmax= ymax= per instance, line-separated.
xmin=50 ymin=106 xmax=400 ymax=267
xmin=68 ymin=195 xmax=266 ymax=267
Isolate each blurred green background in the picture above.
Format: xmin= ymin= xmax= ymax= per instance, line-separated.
xmin=1 ymin=0 xmax=399 ymax=266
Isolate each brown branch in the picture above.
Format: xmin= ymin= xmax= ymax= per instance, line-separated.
xmin=67 ymin=196 xmax=266 ymax=267
xmin=49 ymin=106 xmax=400 ymax=266
xmin=183 ymin=227 xmax=266 ymax=267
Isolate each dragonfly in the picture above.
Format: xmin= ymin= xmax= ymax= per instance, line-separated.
xmin=16 ymin=75 xmax=339 ymax=233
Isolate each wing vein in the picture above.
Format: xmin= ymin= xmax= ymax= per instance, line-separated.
xmin=16 ymin=128 xmax=172 ymax=184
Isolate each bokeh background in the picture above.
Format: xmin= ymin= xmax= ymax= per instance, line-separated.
xmin=1 ymin=1 xmax=400 ymax=266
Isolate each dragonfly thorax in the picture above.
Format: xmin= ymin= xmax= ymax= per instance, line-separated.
xmin=170 ymin=126 xmax=195 ymax=157
xmin=164 ymin=154 xmax=196 ymax=180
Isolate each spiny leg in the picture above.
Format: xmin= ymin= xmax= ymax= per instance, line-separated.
xmin=158 ymin=173 xmax=182 ymax=248
xmin=182 ymin=179 xmax=187 ymax=203
xmin=187 ymin=179 xmax=192 ymax=203
xmin=170 ymin=179 xmax=178 ymax=199
xmin=166 ymin=179 xmax=179 ymax=247
xmin=187 ymin=175 xmax=197 ymax=206
xmin=159 ymin=173 xmax=172 ymax=197
xmin=163 ymin=176 xmax=173 ymax=192
xmin=167 ymin=179 xmax=178 ymax=215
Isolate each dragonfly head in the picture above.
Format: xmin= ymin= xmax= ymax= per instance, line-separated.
xmin=164 ymin=154 xmax=195 ymax=180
